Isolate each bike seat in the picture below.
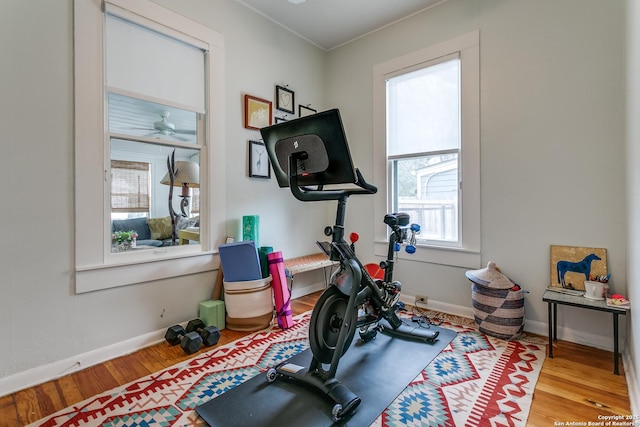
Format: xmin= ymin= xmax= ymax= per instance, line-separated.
xmin=384 ymin=212 xmax=410 ymax=227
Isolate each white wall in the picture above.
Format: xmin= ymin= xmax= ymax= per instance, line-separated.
xmin=0 ymin=0 xmax=632 ymax=398
xmin=326 ymin=0 xmax=627 ymax=346
xmin=626 ymin=0 xmax=640 ymax=412
xmin=0 ymin=0 xmax=327 ymax=391
xmin=154 ymin=0 xmax=330 ymax=251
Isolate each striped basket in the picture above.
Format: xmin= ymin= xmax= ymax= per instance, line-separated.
xmin=471 ymin=283 xmax=525 ymax=340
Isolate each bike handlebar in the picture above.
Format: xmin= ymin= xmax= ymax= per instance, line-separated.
xmin=288 ymin=155 xmax=377 ymax=202
xmin=355 ymin=168 xmax=378 ymax=193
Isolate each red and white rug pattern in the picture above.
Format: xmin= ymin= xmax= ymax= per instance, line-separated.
xmin=374 ymin=320 xmax=545 ymax=427
xmin=30 ymin=312 xmax=545 ymax=427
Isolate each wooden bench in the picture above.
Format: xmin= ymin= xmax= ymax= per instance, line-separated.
xmin=284 ymin=253 xmax=337 ymax=276
xmin=284 ymin=253 xmax=338 ymax=294
xmin=212 ymin=253 xmax=337 ymax=300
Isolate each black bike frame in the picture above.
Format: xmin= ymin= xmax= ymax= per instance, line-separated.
xmin=288 ymin=154 xmax=403 ymax=329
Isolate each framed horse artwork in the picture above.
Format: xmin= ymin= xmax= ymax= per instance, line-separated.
xmin=550 ymin=245 xmax=607 ymax=290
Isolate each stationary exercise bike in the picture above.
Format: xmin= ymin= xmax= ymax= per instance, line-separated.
xmin=260 ymin=109 xmax=439 ymax=422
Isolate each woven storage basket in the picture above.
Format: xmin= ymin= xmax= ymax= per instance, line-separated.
xmin=224 ymin=276 xmax=274 ymax=331
xmin=466 ymin=261 xmax=525 ymax=340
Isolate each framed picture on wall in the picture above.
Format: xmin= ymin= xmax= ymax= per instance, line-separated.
xmin=550 ymin=245 xmax=607 ymax=290
xmin=299 ymin=104 xmax=317 ymax=117
xmin=244 ymin=94 xmax=272 ymax=130
xmin=248 ymin=140 xmax=270 ymax=179
xmin=275 ymin=85 xmax=295 ymax=114
xmin=275 ymin=117 xmax=289 ymax=124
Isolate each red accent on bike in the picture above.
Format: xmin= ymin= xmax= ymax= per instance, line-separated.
xmin=364 ymin=263 xmax=384 ymax=280
xmin=349 ymin=232 xmax=359 ymax=244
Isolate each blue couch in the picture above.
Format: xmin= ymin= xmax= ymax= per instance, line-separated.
xmin=112 ymin=217 xmax=163 ymax=247
xmin=111 ymin=216 xmax=197 ymax=247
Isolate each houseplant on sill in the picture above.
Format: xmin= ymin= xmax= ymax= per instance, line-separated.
xmin=113 ymin=230 xmax=138 ymax=252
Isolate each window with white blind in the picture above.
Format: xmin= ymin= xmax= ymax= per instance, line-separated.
xmin=373 ymin=31 xmax=481 ymax=268
xmin=104 ymin=8 xmax=205 ymax=230
xmin=387 ymin=56 xmax=461 ymax=244
xmin=74 ymin=0 xmax=226 ymax=293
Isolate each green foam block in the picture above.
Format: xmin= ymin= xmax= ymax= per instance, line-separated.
xmin=199 ymin=299 xmax=226 ymax=330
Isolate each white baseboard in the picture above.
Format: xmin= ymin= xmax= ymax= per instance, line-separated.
xmin=623 ymin=349 xmax=640 ymax=413
xmin=0 ymin=283 xmax=328 ymax=399
xmin=0 ymin=327 xmax=170 ymax=398
xmin=399 ymin=294 xmax=475 ymax=320
xmin=400 ymin=294 xmax=624 ymax=352
xmin=2 ymin=291 xmax=634 ymax=403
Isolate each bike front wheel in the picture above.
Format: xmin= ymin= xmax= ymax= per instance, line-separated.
xmin=309 ymin=286 xmax=357 ymax=364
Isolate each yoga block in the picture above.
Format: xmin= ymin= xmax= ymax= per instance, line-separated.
xmin=199 ymin=299 xmax=226 ymax=330
xmin=242 ymin=215 xmax=260 ymax=246
xmin=218 ymin=241 xmax=262 ymax=282
xmin=258 ymin=246 xmax=274 ymax=279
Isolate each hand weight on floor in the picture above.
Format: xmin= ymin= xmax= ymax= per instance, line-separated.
xmin=164 ymin=325 xmax=203 ymax=355
xmin=186 ymin=319 xmax=221 ymax=347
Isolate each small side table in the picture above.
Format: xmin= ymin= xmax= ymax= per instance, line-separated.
xmin=543 ymin=289 xmax=628 ymax=375
xmin=178 ymin=229 xmax=200 ymax=245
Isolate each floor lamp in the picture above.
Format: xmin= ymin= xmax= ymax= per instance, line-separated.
xmin=161 ymin=151 xmax=200 ymax=244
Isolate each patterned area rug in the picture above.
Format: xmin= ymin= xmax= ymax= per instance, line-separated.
xmin=30 ymin=310 xmax=546 ymax=427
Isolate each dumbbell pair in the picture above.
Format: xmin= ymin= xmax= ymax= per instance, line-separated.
xmin=393 ymin=223 xmax=421 ymax=254
xmin=164 ymin=319 xmax=220 ymax=355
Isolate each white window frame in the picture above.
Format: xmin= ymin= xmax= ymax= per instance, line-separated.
xmin=74 ymin=0 xmax=226 ymax=293
xmin=373 ymin=31 xmax=480 ymax=269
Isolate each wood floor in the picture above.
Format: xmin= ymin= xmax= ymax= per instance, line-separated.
xmin=0 ymin=292 xmax=631 ymax=426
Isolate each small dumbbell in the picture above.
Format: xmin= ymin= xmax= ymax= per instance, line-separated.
xmin=164 ymin=325 xmax=203 ymax=355
xmin=185 ymin=319 xmax=221 ymax=347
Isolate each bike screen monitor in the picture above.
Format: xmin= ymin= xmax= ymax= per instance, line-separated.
xmin=260 ymin=109 xmax=357 ymax=188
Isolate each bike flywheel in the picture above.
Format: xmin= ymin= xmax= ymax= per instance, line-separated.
xmin=309 ymin=286 xmax=357 ymax=364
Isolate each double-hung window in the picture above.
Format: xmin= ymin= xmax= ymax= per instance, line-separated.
xmin=74 ymin=0 xmax=226 ymax=293
xmin=387 ymin=56 xmax=461 ymax=243
xmin=373 ymin=31 xmax=480 ymax=268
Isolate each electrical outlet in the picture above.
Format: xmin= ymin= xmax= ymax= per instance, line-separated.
xmin=415 ymin=295 xmax=428 ymax=305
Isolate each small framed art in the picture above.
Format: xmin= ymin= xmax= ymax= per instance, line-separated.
xmin=550 ymin=245 xmax=607 ymax=290
xmin=275 ymin=85 xmax=295 ymax=114
xmin=275 ymin=117 xmax=289 ymax=124
xmin=244 ymin=94 xmax=272 ymax=130
xmin=299 ymin=104 xmax=317 ymax=117
xmin=249 ymin=140 xmax=270 ymax=179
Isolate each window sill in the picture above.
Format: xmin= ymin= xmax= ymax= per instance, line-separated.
xmin=75 ymin=250 xmax=218 ymax=293
xmin=374 ymin=241 xmax=481 ymax=269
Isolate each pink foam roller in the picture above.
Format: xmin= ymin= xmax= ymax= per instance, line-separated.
xmin=268 ymin=251 xmax=294 ymax=329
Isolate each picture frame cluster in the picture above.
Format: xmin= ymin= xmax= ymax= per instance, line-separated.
xmin=243 ymin=84 xmax=317 ymax=178
xmin=243 ymin=85 xmax=317 ymax=129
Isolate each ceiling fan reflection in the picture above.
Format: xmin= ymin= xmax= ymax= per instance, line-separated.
xmin=132 ymin=111 xmax=196 ymax=141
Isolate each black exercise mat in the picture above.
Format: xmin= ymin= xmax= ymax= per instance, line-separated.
xmin=196 ymin=324 xmax=456 ymax=426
